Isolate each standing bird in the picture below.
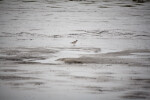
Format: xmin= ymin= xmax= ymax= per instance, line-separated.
xmin=71 ymin=40 xmax=78 ymax=46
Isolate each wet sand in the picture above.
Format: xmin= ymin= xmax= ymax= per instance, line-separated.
xmin=0 ymin=0 xmax=150 ymax=100
xmin=0 ymin=47 xmax=150 ymax=100
xmin=58 ymin=49 xmax=150 ymax=65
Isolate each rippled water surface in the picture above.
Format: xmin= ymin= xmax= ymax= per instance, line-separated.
xmin=0 ymin=0 xmax=150 ymax=100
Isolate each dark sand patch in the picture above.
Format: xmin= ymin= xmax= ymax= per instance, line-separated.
xmin=134 ymin=35 xmax=150 ymax=38
xmin=103 ymin=0 xmax=111 ymax=2
xmin=102 ymin=49 xmax=150 ymax=56
xmin=120 ymin=5 xmax=135 ymax=7
xmin=72 ymin=76 xmax=97 ymax=80
xmin=22 ymin=0 xmax=37 ymax=2
xmin=17 ymin=61 xmax=60 ymax=65
xmin=99 ymin=6 xmax=109 ymax=8
xmin=122 ymin=91 xmax=149 ymax=99
xmin=58 ymin=49 xmax=150 ymax=65
xmin=0 ymin=47 xmax=58 ymax=64
xmin=69 ymin=0 xmax=86 ymax=1
xmin=17 ymin=61 xmax=44 ymax=64
xmin=58 ymin=57 xmax=139 ymax=64
xmin=8 ymin=82 xmax=44 ymax=86
xmin=83 ymin=86 xmax=129 ymax=94
xmin=50 ymin=35 xmax=62 ymax=38
xmin=0 ymin=56 xmax=46 ymax=62
xmin=115 ymin=3 xmax=126 ymax=4
xmin=142 ymin=85 xmax=150 ymax=89
xmin=131 ymin=78 xmax=150 ymax=84
xmin=0 ymin=69 xmax=25 ymax=72
xmin=71 ymin=75 xmax=114 ymax=82
xmin=0 ymin=75 xmax=37 ymax=81
xmin=135 ymin=3 xmax=143 ymax=5
xmin=48 ymin=6 xmax=61 ymax=8
xmin=0 ymin=57 xmax=22 ymax=61
xmin=0 ymin=47 xmax=57 ymax=55
xmin=80 ymin=1 xmax=96 ymax=5
xmin=7 ymin=82 xmax=24 ymax=86
xmin=96 ymin=72 xmax=114 ymax=75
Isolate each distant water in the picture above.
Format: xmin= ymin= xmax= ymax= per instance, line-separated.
xmin=0 ymin=0 xmax=150 ymax=37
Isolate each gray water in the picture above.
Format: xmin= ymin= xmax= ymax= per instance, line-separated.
xmin=0 ymin=0 xmax=150 ymax=100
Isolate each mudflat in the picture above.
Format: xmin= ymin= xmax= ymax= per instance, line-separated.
xmin=0 ymin=0 xmax=150 ymax=100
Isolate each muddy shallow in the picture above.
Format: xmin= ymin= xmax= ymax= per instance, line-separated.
xmin=0 ymin=0 xmax=150 ymax=100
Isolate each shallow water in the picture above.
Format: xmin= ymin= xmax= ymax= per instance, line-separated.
xmin=0 ymin=0 xmax=150 ymax=100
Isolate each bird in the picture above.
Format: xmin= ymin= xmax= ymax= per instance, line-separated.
xmin=71 ymin=40 xmax=78 ymax=46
